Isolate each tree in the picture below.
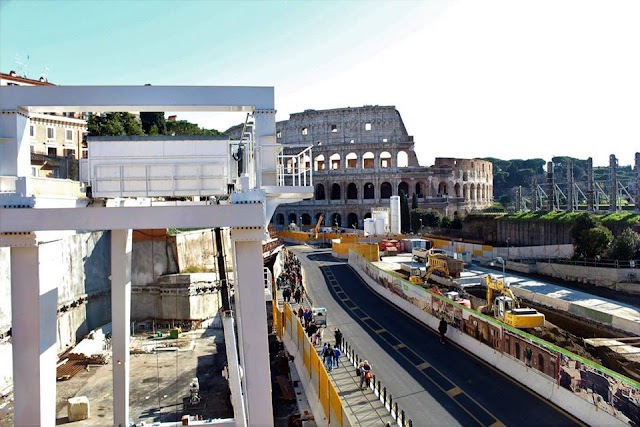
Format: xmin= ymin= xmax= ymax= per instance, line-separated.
xmin=451 ymin=215 xmax=463 ymax=230
xmin=140 ymin=112 xmax=167 ymax=135
xmin=609 ymin=228 xmax=640 ymax=260
xmin=87 ymin=112 xmax=144 ymax=136
xmin=440 ymin=216 xmax=452 ymax=229
xmin=400 ymin=190 xmax=410 ymax=233
xmin=411 ymin=193 xmax=418 ymax=209
xmin=581 ymin=226 xmax=613 ymax=258
xmin=167 ymin=120 xmax=222 ymax=136
xmin=570 ymin=213 xmax=599 ymax=257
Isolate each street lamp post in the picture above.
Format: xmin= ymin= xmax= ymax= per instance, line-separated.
xmin=506 ymin=238 xmax=510 ymax=261
xmin=419 ymin=218 xmax=423 ymax=235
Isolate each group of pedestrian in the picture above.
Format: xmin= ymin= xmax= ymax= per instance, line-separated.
xmin=278 ymin=250 xmax=305 ymax=304
xmin=357 ymin=360 xmax=372 ymax=389
xmin=319 ymin=343 xmax=341 ymax=372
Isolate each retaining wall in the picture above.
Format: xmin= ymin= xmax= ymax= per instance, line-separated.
xmin=348 ymin=250 xmax=638 ymax=427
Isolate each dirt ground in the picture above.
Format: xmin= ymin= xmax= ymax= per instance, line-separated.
xmin=1 ymin=327 xmax=232 ymax=427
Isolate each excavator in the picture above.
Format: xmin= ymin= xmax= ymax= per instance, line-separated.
xmin=409 ymin=254 xmax=464 ymax=285
xmin=478 ymin=274 xmax=545 ymax=329
xmin=313 ymin=214 xmax=324 ymax=239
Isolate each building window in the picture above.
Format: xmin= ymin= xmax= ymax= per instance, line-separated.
xmin=276 ymin=131 xmax=282 ymax=139
xmin=47 ymin=147 xmax=57 ymax=157
xmin=65 ymin=129 xmax=73 ymax=142
xmin=331 ymin=124 xmax=337 ymax=133
xmin=301 ymin=127 xmax=308 ymax=136
xmin=64 ymin=149 xmax=75 ymax=158
xmin=46 ymin=127 xmax=55 ymax=140
xmin=31 ymin=166 xmax=38 ymax=177
xmin=29 ymin=125 xmax=34 ymax=137
xmin=365 ymin=122 xmax=372 ymax=131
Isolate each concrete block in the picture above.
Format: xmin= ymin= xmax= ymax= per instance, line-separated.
xmin=67 ymin=396 xmax=90 ymax=421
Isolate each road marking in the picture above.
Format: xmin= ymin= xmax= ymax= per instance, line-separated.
xmin=448 ymin=387 xmax=463 ymax=397
xmin=488 ymin=422 xmax=506 ymax=427
xmin=374 ymin=328 xmax=387 ymax=334
xmin=394 ymin=344 xmax=407 ymax=349
xmin=361 ymin=316 xmax=371 ymax=321
xmin=416 ymin=362 xmax=430 ymax=370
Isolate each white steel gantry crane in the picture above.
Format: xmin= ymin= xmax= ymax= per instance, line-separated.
xmin=0 ymin=85 xmax=312 ymax=427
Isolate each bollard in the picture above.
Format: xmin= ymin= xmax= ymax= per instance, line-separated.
xmin=382 ymin=386 xmax=386 ymax=404
xmin=393 ymin=402 xmax=398 ymax=418
xmin=408 ymin=419 xmax=413 ymax=427
xmin=389 ymin=395 xmax=393 ymax=414
xmin=401 ymin=409 xmax=405 ymax=426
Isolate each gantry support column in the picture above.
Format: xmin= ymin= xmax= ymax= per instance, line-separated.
xmin=111 ymin=229 xmax=133 ymax=427
xmin=10 ymin=240 xmax=58 ymax=427
xmin=231 ymin=227 xmax=274 ymax=427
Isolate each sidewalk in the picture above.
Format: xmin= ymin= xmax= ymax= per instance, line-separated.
xmin=276 ymin=291 xmax=395 ymax=426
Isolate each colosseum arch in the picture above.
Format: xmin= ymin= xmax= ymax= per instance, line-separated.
xmin=303 ymin=154 xmax=311 ymax=171
xmin=415 ymin=182 xmax=424 ymax=198
xmin=454 ymin=183 xmax=461 ymax=197
xmin=398 ymin=181 xmax=409 ymax=196
xmin=381 ymin=182 xmax=392 ymax=199
xmin=438 ymin=182 xmax=448 ymax=196
xmin=380 ymin=151 xmax=392 ymax=169
xmin=331 ymin=213 xmax=342 ymax=227
xmin=470 ymin=183 xmax=476 ymax=201
xmin=288 ymin=213 xmax=297 ymax=224
xmin=364 ymin=212 xmax=372 ymax=219
xmin=315 ymin=183 xmax=326 ymax=200
xmin=315 ymin=212 xmax=324 ymax=224
xmin=276 ymin=213 xmax=285 ymax=226
xmin=347 ymin=183 xmax=358 ymax=199
xmin=362 ymin=151 xmax=375 ymax=169
xmin=364 ymin=182 xmax=375 ymax=199
xmin=314 ymin=154 xmax=325 ymax=171
xmin=330 ymin=153 xmax=341 ymax=170
xmin=347 ymin=213 xmax=358 ymax=229
xmin=463 ymin=171 xmax=468 ymax=181
xmin=463 ymin=184 xmax=469 ymax=200
xmin=397 ymin=151 xmax=408 ymax=167
xmin=331 ymin=183 xmax=341 ymax=200
xmin=301 ymin=213 xmax=312 ymax=225
xmin=346 ymin=152 xmax=358 ymax=169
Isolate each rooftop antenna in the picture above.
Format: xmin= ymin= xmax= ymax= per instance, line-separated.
xmin=14 ymin=54 xmax=30 ymax=78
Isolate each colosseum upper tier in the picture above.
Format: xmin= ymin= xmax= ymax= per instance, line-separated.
xmin=227 ymin=105 xmax=493 ymax=229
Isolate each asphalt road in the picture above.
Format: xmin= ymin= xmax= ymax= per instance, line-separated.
xmin=294 ymin=246 xmax=585 ymax=427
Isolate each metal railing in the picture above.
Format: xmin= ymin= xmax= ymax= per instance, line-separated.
xmin=277 ymin=146 xmax=313 ymax=187
xmin=341 ymin=337 xmax=413 ymax=427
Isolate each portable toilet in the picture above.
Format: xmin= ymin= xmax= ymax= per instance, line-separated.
xmin=312 ymin=307 xmax=327 ymax=326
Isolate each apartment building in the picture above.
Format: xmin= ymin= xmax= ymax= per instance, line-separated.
xmin=1 ymin=71 xmax=87 ymax=178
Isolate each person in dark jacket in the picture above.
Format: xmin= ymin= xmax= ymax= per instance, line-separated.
xmin=438 ymin=317 xmax=448 ymax=344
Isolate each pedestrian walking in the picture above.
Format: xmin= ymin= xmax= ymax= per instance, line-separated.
xmin=317 ymin=326 xmax=324 ymax=345
xmin=303 ymin=309 xmax=312 ymax=328
xmin=359 ymin=360 xmax=372 ymax=389
xmin=320 ymin=343 xmax=328 ymax=362
xmin=297 ymin=306 xmax=304 ymax=320
xmin=324 ymin=344 xmax=334 ymax=372
xmin=293 ymin=288 xmax=301 ymax=304
xmin=438 ymin=317 xmax=448 ymax=344
xmin=283 ymin=287 xmax=291 ymax=303
xmin=333 ymin=347 xmax=341 ymax=367
xmin=334 ymin=328 xmax=343 ymax=350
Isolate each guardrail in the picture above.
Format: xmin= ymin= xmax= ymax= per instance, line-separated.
xmin=341 ymin=337 xmax=413 ymax=427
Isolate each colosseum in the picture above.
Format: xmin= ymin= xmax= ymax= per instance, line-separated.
xmin=228 ymin=105 xmax=493 ymax=229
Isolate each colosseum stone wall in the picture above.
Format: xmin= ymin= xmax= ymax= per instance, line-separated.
xmin=227 ymin=105 xmax=493 ymax=229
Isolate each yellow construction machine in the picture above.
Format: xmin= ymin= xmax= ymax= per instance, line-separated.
xmin=479 ymin=274 xmax=545 ymax=329
xmin=313 ymin=214 xmax=324 ymax=239
xmin=409 ymin=254 xmax=463 ymax=285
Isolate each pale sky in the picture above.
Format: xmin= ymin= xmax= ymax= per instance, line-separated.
xmin=1 ymin=0 xmax=638 ymax=167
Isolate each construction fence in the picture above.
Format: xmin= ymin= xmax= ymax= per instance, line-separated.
xmin=273 ymin=303 xmax=345 ymax=426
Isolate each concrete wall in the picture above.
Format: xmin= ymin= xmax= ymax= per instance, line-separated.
xmin=536 ymin=261 xmax=640 ymax=290
xmin=348 ymin=251 xmax=630 ymax=427
xmin=174 ymin=228 xmax=233 ymax=273
xmin=132 ymin=238 xmax=178 ymax=286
